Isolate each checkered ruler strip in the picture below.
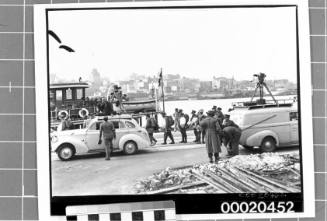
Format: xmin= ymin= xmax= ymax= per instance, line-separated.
xmin=65 ymin=201 xmax=176 ymax=221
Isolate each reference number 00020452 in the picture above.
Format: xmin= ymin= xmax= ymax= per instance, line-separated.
xmin=220 ymin=201 xmax=295 ymax=213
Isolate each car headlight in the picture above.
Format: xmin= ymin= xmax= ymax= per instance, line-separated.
xmin=51 ymin=135 xmax=58 ymax=143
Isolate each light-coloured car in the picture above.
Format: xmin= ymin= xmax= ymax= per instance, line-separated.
xmin=51 ymin=116 xmax=151 ymax=161
xmin=229 ymin=104 xmax=299 ymax=152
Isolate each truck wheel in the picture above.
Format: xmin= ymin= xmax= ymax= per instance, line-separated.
xmin=260 ymin=137 xmax=276 ymax=152
xmin=57 ymin=144 xmax=75 ymax=161
xmin=123 ymin=141 xmax=138 ymax=155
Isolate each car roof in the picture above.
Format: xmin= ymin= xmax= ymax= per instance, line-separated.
xmin=87 ymin=115 xmax=133 ymax=124
xmin=230 ymin=104 xmax=297 ymax=115
xmin=96 ymin=114 xmax=132 ymax=120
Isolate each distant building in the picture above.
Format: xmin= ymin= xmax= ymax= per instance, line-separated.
xmin=212 ymin=76 xmax=234 ymax=91
xmin=200 ymin=81 xmax=212 ymax=92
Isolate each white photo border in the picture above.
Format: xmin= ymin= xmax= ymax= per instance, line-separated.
xmin=34 ymin=0 xmax=314 ymax=220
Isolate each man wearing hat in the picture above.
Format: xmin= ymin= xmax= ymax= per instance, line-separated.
xmin=222 ymin=114 xmax=242 ymax=156
xmin=215 ymin=107 xmax=224 ymax=126
xmin=178 ymin=109 xmax=189 ymax=143
xmin=198 ymin=109 xmax=206 ymax=143
xmin=190 ymin=110 xmax=200 ymax=143
xmin=99 ymin=116 xmax=116 ymax=160
xmin=59 ymin=113 xmax=73 ymax=131
xmin=161 ymin=112 xmax=175 ymax=145
xmin=146 ymin=114 xmax=157 ymax=146
xmin=199 ymin=110 xmax=222 ymax=163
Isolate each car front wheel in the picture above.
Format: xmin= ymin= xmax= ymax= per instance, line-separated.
xmin=260 ymin=137 xmax=276 ymax=152
xmin=123 ymin=141 xmax=138 ymax=155
xmin=57 ymin=144 xmax=75 ymax=161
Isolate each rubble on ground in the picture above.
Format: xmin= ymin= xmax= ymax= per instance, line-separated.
xmin=134 ymin=152 xmax=301 ymax=194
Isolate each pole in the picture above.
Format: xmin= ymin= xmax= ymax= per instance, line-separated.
xmin=161 ymin=68 xmax=165 ymax=113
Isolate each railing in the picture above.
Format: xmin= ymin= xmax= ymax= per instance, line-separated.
xmin=232 ymin=98 xmax=296 ymax=109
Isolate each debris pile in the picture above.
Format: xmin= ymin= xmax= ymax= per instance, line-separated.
xmin=134 ymin=153 xmax=301 ymax=194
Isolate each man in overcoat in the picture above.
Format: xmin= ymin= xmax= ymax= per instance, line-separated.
xmin=199 ymin=110 xmax=222 ymax=163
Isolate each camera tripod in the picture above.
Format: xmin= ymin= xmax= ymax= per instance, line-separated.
xmin=250 ymin=73 xmax=278 ymax=105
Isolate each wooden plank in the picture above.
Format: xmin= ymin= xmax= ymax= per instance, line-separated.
xmin=235 ymin=167 xmax=300 ymax=192
xmin=219 ymin=167 xmax=258 ymax=193
xmin=145 ymin=181 xmax=206 ymax=194
xmin=191 ymin=171 xmax=230 ymax=193
xmin=227 ymin=166 xmax=268 ymax=193
xmin=203 ymin=170 xmax=244 ymax=193
xmin=290 ymin=168 xmax=301 ymax=176
xmin=231 ymin=167 xmax=280 ymax=192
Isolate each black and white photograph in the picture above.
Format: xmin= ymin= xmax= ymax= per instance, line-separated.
xmin=34 ymin=0 xmax=314 ymax=219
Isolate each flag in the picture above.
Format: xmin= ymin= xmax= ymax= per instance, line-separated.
xmin=158 ymin=69 xmax=163 ymax=87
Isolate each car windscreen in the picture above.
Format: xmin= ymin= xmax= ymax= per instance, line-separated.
xmin=125 ymin=121 xmax=136 ymax=128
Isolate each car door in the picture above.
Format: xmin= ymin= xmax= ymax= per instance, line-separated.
xmin=85 ymin=121 xmax=105 ymax=151
xmin=289 ymin=111 xmax=299 ymax=144
xmin=111 ymin=120 xmax=124 ymax=150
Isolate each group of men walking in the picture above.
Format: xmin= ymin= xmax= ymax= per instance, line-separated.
xmin=144 ymin=106 xmax=242 ymax=163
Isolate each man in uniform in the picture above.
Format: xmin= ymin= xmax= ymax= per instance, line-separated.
xmin=198 ymin=109 xmax=206 ymax=144
xmin=146 ymin=114 xmax=157 ymax=145
xmin=190 ymin=110 xmax=200 ymax=143
xmin=99 ymin=116 xmax=116 ymax=160
xmin=200 ymin=110 xmax=222 ymax=163
xmin=161 ymin=112 xmax=175 ymax=145
xmin=216 ymin=107 xmax=224 ymax=126
xmin=222 ymin=114 xmax=242 ymax=156
xmin=178 ymin=109 xmax=189 ymax=143
xmin=103 ymin=99 xmax=114 ymax=116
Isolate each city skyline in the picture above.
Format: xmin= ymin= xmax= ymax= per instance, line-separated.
xmin=48 ymin=7 xmax=298 ymax=83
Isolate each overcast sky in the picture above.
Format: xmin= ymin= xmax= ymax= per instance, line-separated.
xmin=48 ymin=6 xmax=297 ymax=83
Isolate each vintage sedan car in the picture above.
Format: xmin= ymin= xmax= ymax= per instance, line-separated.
xmin=51 ymin=116 xmax=151 ymax=161
xmin=229 ymin=104 xmax=299 ymax=152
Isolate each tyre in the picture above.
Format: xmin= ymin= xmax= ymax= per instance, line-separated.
xmin=57 ymin=144 xmax=75 ymax=161
xmin=260 ymin=137 xmax=276 ymax=152
xmin=123 ymin=141 xmax=138 ymax=155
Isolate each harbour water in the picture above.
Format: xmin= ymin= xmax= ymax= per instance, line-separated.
xmin=163 ymin=95 xmax=293 ymax=115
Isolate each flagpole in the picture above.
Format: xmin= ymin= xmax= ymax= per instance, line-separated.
xmin=161 ymin=68 xmax=165 ymax=113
